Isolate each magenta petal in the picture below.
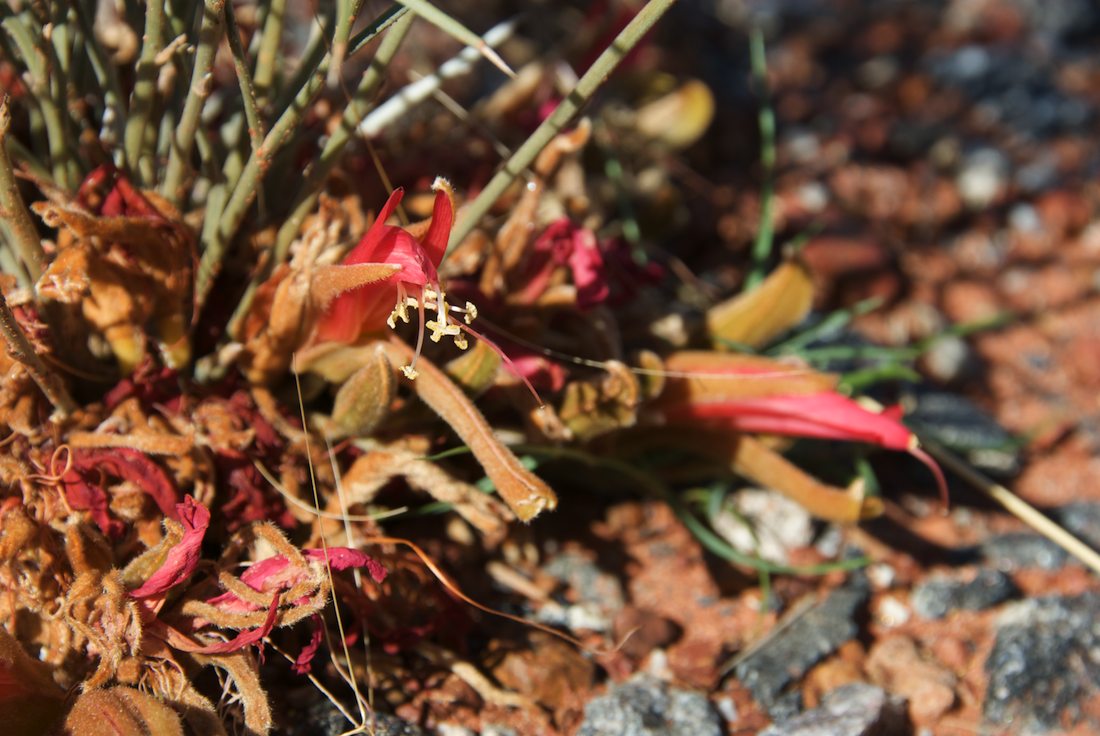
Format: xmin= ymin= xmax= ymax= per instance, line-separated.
xmin=130 ymin=496 xmax=211 ymax=599
xmin=342 ymin=188 xmax=406 ymax=263
xmin=419 ymin=186 xmax=454 ymax=267
xmin=303 ymin=547 xmax=387 ymax=582
xmin=292 ymin=615 xmax=325 ymax=674
xmin=188 ymin=595 xmax=280 ymax=654
xmin=568 ymin=227 xmax=609 ymax=309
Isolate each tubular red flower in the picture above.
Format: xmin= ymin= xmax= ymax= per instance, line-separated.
xmin=661 ymin=390 xmax=949 ymax=504
xmin=314 ymin=179 xmax=479 ymax=379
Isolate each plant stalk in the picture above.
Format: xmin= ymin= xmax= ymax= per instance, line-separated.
xmin=0 ymin=95 xmax=47 ymax=281
xmin=447 ymin=0 xmax=678 ymax=254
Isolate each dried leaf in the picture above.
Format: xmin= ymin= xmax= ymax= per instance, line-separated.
xmin=381 ymin=338 xmax=557 ymax=521
xmin=706 ymin=259 xmax=815 ymax=349
xmin=634 ymin=79 xmax=715 ymax=149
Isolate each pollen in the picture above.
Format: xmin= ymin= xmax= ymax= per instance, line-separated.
xmin=388 ymin=282 xmax=478 ymax=378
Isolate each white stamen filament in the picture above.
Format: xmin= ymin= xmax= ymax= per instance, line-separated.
xmin=392 ymin=281 xmax=476 ymax=378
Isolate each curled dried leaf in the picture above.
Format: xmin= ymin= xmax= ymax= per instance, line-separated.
xmin=705 ymin=258 xmax=815 ymax=350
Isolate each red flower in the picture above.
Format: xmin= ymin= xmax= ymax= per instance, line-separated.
xmin=315 ymin=179 xmax=476 ymax=379
xmin=657 ymin=353 xmax=949 ymax=503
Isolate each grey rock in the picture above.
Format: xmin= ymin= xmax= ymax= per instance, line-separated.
xmin=985 ymin=593 xmax=1100 ymax=733
xmin=981 ymin=532 xmax=1069 ymax=571
xmin=911 ymin=569 xmax=1017 ymax=619
xmin=1055 ymin=502 xmax=1100 ymax=550
xmin=577 ymin=676 xmax=723 ymax=736
xmin=902 ymin=390 xmax=1020 ymax=476
xmin=759 ymin=683 xmax=908 ymax=736
xmin=734 ymin=581 xmax=869 ymax=718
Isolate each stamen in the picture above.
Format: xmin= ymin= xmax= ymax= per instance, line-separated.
xmin=403 ymin=294 xmax=428 ymax=380
xmin=387 ymin=283 xmax=411 ymax=328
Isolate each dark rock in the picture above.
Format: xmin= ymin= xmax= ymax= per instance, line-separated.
xmin=985 ymin=593 xmax=1100 ymax=733
xmin=911 ymin=569 xmax=1017 ymax=619
xmin=282 ymin=697 xmax=427 ymax=736
xmin=576 ymin=676 xmax=723 ymax=736
xmin=759 ymin=683 xmax=908 ymax=736
xmin=981 ymin=532 xmax=1069 ymax=571
xmin=902 ymin=390 xmax=1020 ymax=477
xmin=734 ymin=581 xmax=869 ymax=718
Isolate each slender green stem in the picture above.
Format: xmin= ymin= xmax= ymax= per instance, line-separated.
xmin=194 ymin=1 xmax=365 ymax=306
xmin=71 ymin=0 xmax=127 ymax=150
xmin=275 ymin=11 xmax=413 ymax=261
xmin=447 ymin=0 xmax=678 ymax=254
xmin=2 ymin=14 xmax=79 ymax=190
xmin=162 ymin=0 xmax=225 ymax=205
xmin=745 ymin=27 xmax=776 ymax=291
xmin=123 ymin=0 xmax=167 ymax=184
xmin=252 ymin=0 xmax=287 ymax=105
xmin=225 ymin=8 xmax=413 ymax=339
xmin=223 ymin=0 xmax=266 ymax=158
xmin=0 ymin=95 xmax=47 ymax=281
xmin=0 ymin=289 xmax=77 ymax=418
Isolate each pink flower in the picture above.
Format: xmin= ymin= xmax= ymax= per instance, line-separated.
xmin=130 ymin=496 xmax=211 ymax=600
xmin=204 ymin=548 xmax=386 ymax=615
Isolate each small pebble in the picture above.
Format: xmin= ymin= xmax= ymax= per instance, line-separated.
xmin=911 ymin=569 xmax=1017 ymax=619
xmin=981 ymin=532 xmax=1068 ymax=571
xmin=577 ymin=676 xmax=723 ymax=736
xmin=759 ymin=683 xmax=908 ymax=736
xmin=735 ymin=581 xmax=869 ymax=717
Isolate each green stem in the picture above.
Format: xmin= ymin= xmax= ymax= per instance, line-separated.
xmin=0 ymin=95 xmax=47 ymax=281
xmin=447 ymin=0 xmax=678 ymax=254
xmin=252 ymin=0 xmax=287 ymax=105
xmin=162 ymin=0 xmax=225 ymax=205
xmin=745 ymin=27 xmax=776 ymax=291
xmin=72 ymin=0 xmax=127 ymax=151
xmin=226 ymin=7 xmax=412 ymax=339
xmin=194 ymin=1 xmax=365 ymax=307
xmin=223 ymin=0 xmax=266 ymax=158
xmin=123 ymin=0 xmax=167 ymax=184
xmin=2 ymin=13 xmax=79 ymax=190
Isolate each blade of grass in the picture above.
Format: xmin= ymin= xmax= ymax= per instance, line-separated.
xmin=744 ymin=26 xmax=776 ymax=290
xmin=0 ymin=95 xmax=47 ymax=281
xmin=922 ymin=438 xmax=1100 ymax=576
xmin=447 ymin=0 xmax=679 ymax=255
xmin=162 ymin=0 xmax=226 ymax=205
xmin=394 ymin=0 xmax=514 ymax=78
xmin=123 ymin=0 xmax=167 ymax=184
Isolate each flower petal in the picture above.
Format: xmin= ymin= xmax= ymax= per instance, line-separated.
xmin=130 ymin=496 xmax=211 ymax=599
